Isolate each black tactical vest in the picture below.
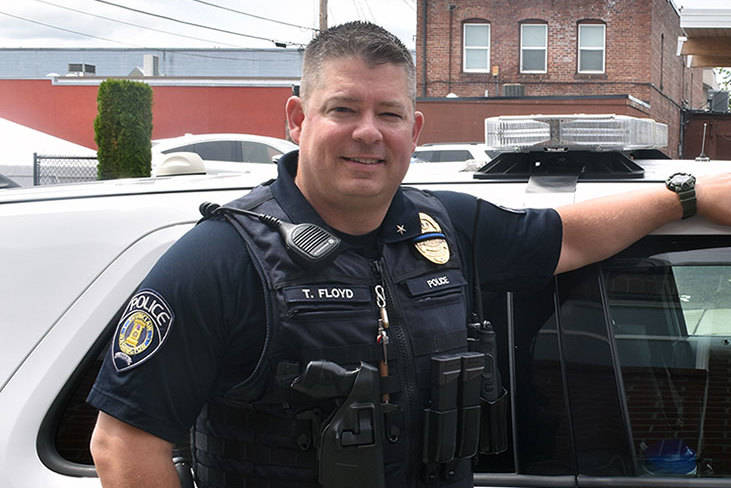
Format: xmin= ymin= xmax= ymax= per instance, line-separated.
xmin=193 ymin=184 xmax=472 ymax=488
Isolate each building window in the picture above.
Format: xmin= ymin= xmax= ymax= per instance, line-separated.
xmin=578 ymin=23 xmax=605 ymax=73
xmin=521 ymin=24 xmax=547 ymax=73
xmin=463 ymin=23 xmax=490 ymax=73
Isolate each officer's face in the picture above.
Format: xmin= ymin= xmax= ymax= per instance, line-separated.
xmin=287 ymin=56 xmax=423 ymax=221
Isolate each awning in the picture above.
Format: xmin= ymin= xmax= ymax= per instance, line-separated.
xmin=678 ymin=8 xmax=731 ymax=67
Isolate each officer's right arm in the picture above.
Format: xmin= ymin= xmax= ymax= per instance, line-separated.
xmin=90 ymin=411 xmax=180 ymax=488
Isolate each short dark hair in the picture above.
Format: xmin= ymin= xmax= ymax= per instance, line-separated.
xmin=300 ymin=21 xmax=415 ymax=104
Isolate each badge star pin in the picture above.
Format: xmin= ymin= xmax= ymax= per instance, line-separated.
xmin=396 ymin=224 xmax=406 ymax=235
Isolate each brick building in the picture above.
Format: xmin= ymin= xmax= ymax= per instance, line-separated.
xmin=415 ymin=0 xmax=706 ymax=157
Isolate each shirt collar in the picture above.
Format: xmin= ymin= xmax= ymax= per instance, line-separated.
xmin=271 ymin=150 xmax=421 ymax=243
xmin=270 ymin=150 xmax=330 ymax=228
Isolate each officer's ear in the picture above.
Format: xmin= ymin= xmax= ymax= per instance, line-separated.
xmin=412 ymin=110 xmax=425 ymax=151
xmin=286 ymin=96 xmax=305 ymax=144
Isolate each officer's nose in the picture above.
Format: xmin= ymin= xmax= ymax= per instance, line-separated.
xmin=352 ymin=113 xmax=383 ymax=145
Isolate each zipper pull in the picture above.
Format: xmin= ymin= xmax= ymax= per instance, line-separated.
xmin=374 ymin=284 xmax=390 ymax=403
xmin=375 ymin=284 xmax=390 ymax=362
xmin=375 ymin=284 xmax=390 ymax=329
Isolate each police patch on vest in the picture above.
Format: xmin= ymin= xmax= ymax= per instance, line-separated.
xmin=404 ymin=269 xmax=466 ymax=297
xmin=413 ymin=212 xmax=450 ymax=265
xmin=112 ymin=289 xmax=174 ymax=373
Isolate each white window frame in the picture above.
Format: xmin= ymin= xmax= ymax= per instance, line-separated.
xmin=463 ymin=23 xmax=490 ymax=73
xmin=520 ymin=24 xmax=547 ymax=73
xmin=578 ymin=23 xmax=605 ymax=73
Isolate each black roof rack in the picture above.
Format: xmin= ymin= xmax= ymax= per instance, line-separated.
xmin=473 ymin=150 xmax=645 ymax=181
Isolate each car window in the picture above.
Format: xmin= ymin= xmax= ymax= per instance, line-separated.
xmin=554 ymin=265 xmax=634 ymax=477
xmin=193 ymin=141 xmax=240 ymax=162
xmin=412 ymin=149 xmax=475 ymax=163
xmin=161 ymin=143 xmax=196 ymax=155
xmin=434 ymin=150 xmax=474 ymax=162
xmin=674 ymin=263 xmax=731 ymax=336
xmin=603 ymin=239 xmax=731 ymax=478
xmin=241 ymin=142 xmax=281 ymax=163
xmin=412 ymin=150 xmax=436 ymax=162
xmin=511 ymin=285 xmax=575 ymax=475
xmin=51 ymin=322 xmax=116 ymax=466
xmin=472 ymin=285 xmax=575 ymax=481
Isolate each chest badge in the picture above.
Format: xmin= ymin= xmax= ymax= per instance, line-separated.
xmin=413 ymin=212 xmax=450 ymax=265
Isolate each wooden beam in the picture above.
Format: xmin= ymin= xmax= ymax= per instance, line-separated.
xmin=681 ymin=37 xmax=731 ymax=56
xmin=689 ymin=55 xmax=731 ymax=67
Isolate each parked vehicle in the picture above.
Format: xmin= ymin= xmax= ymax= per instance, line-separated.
xmin=411 ymin=142 xmax=494 ymax=167
xmin=151 ymin=133 xmax=298 ymax=180
xmin=2 ymin=115 xmax=730 ymax=487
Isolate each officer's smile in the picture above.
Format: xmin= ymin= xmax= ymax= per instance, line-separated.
xmin=342 ymin=156 xmax=385 ymax=165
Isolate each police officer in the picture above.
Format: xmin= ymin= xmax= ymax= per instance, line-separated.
xmin=88 ymin=21 xmax=731 ymax=488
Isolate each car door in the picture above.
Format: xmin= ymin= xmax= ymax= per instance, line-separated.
xmin=473 ymin=235 xmax=731 ymax=487
xmin=580 ymin=236 xmax=731 ymax=485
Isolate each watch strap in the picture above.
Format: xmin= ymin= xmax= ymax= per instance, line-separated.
xmin=677 ymin=187 xmax=697 ymax=219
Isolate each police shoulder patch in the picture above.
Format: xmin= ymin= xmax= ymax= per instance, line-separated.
xmin=112 ymin=289 xmax=175 ymax=373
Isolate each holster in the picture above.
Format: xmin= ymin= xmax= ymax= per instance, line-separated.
xmin=292 ymin=361 xmax=385 ymax=488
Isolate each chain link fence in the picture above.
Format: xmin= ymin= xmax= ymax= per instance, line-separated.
xmin=33 ymin=153 xmax=98 ymax=186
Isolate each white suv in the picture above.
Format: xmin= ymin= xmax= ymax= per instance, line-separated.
xmin=2 ymin=115 xmax=730 ymax=487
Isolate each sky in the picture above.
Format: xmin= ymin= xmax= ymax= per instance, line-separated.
xmin=0 ymin=0 xmax=418 ymax=50
xmin=0 ymin=0 xmax=725 ymax=51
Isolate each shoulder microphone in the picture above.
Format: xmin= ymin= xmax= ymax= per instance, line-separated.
xmin=200 ymin=202 xmax=342 ymax=266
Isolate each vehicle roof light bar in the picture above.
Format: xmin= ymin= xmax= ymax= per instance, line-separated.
xmin=484 ymin=114 xmax=668 ymax=152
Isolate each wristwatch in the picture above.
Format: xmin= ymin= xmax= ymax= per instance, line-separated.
xmin=665 ymin=172 xmax=697 ymax=219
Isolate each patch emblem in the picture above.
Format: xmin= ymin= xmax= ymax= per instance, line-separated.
xmin=413 ymin=212 xmax=450 ymax=265
xmin=112 ymin=289 xmax=174 ymax=372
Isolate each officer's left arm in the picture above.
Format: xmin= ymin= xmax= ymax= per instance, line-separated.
xmin=555 ymin=174 xmax=731 ymax=274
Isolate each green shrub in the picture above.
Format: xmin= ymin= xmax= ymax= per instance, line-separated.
xmin=94 ymin=79 xmax=153 ymax=179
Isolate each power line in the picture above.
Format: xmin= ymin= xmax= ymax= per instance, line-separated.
xmin=94 ymin=0 xmax=306 ymax=47
xmin=359 ymin=0 xmax=376 ymax=21
xmin=0 ymin=9 xmax=126 ymax=45
xmin=31 ymin=0 xmax=242 ymax=47
xmin=190 ymin=0 xmax=317 ymax=32
xmin=400 ymin=0 xmax=416 ymax=12
xmin=0 ymin=7 xmax=298 ymax=63
xmin=351 ymin=0 xmax=364 ymax=20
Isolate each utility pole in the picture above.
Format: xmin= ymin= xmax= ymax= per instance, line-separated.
xmin=319 ymin=0 xmax=327 ymax=31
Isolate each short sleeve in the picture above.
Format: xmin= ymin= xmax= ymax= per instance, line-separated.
xmin=87 ymin=218 xmax=265 ymax=443
xmin=434 ymin=190 xmax=562 ymax=292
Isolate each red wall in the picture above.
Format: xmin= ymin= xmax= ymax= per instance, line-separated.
xmin=684 ymin=113 xmax=731 ymax=160
xmin=0 ymin=79 xmax=292 ymax=149
xmin=0 ymin=79 xmax=703 ymax=158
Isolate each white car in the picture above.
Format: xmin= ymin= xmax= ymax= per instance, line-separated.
xmin=3 ymin=114 xmax=731 ymax=487
xmin=411 ymin=142 xmax=494 ymax=167
xmin=405 ymin=143 xmax=495 ymax=182
xmin=151 ymin=133 xmax=298 ymax=181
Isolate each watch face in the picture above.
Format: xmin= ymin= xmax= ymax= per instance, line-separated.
xmin=669 ymin=173 xmax=694 ymax=191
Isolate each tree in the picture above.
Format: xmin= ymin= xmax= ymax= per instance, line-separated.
xmin=94 ymin=79 xmax=153 ymax=179
xmin=714 ymin=67 xmax=731 ymax=110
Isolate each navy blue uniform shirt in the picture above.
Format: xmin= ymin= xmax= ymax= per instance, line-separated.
xmin=87 ymin=151 xmax=562 ymax=443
